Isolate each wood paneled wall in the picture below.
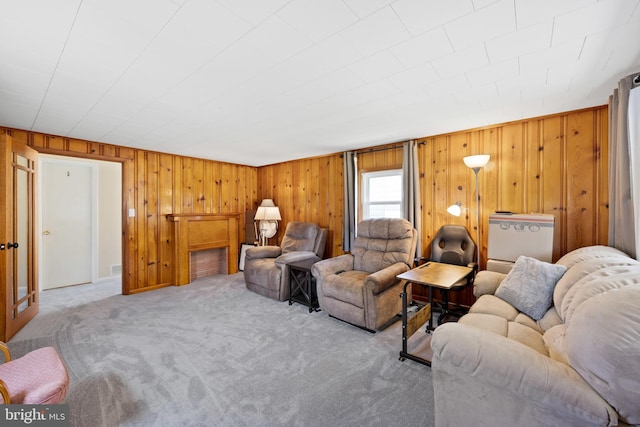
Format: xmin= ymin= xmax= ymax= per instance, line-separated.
xmin=262 ymin=106 xmax=608 ymax=263
xmin=419 ymin=106 xmax=609 ymax=266
xmin=259 ymin=106 xmax=609 ymax=305
xmin=2 ymin=105 xmax=609 ymax=303
xmin=1 ymin=128 xmax=258 ymax=294
xmin=257 ymin=156 xmax=344 ymax=258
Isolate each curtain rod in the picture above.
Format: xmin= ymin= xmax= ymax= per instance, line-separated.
xmin=340 ymin=140 xmax=425 ymax=157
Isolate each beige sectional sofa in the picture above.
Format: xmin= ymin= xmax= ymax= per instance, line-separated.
xmin=431 ymin=245 xmax=640 ymax=427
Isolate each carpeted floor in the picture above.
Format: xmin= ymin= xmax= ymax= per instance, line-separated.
xmin=9 ymin=273 xmax=435 ymax=427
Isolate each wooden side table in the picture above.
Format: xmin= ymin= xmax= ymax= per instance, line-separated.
xmin=396 ymin=261 xmax=473 ymax=366
xmin=288 ymin=258 xmax=319 ymax=313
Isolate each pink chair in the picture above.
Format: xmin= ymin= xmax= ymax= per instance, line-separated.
xmin=0 ymin=341 xmax=69 ymax=404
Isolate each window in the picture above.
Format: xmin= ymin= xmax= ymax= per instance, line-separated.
xmin=361 ymin=169 xmax=402 ymax=219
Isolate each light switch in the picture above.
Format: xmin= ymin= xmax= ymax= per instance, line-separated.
xmin=128 ymin=208 xmax=135 ymax=218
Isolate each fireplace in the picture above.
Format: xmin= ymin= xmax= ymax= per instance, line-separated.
xmin=167 ymin=213 xmax=240 ymax=286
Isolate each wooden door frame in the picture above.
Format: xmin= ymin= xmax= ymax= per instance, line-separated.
xmin=28 ymin=147 xmax=129 ymax=295
xmin=38 ymin=155 xmax=99 ymax=288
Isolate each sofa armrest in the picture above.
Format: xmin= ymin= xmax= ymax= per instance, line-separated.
xmin=431 ymin=323 xmax=618 ymax=426
xmin=473 ymin=270 xmax=507 ymax=297
xmin=311 ymin=254 xmax=354 ymax=279
xmin=364 ymin=262 xmax=410 ymax=295
xmin=275 ymin=251 xmax=320 ymax=266
xmin=245 ymin=246 xmax=282 ymax=260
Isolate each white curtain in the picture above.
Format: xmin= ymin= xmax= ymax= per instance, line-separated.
xmin=342 ymin=151 xmax=357 ymax=252
xmin=608 ymin=73 xmax=640 ymax=259
xmin=403 ymin=140 xmax=422 ymax=257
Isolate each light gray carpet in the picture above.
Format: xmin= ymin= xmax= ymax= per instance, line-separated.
xmin=8 ymin=274 xmax=435 ymax=427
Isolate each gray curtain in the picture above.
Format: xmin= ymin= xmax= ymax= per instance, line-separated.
xmin=403 ymin=140 xmax=422 ymax=257
xmin=608 ymin=73 xmax=639 ymax=259
xmin=342 ymin=151 xmax=356 ymax=252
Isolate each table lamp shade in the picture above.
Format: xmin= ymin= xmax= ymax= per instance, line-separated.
xmin=254 ymin=199 xmax=281 ymax=221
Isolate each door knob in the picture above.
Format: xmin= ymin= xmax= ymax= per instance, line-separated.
xmin=43 ymin=230 xmax=51 ymax=235
xmin=7 ymin=242 xmax=18 ymax=249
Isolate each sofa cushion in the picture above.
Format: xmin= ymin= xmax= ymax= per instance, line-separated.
xmin=469 ymin=295 xmax=518 ymax=321
xmin=553 ymin=256 xmax=639 ymax=321
xmin=495 ymin=256 xmax=566 ymax=320
xmin=514 ymin=312 xmax=543 ymax=334
xmin=458 ymin=313 xmax=507 ymax=336
xmin=458 ymin=313 xmax=547 ymax=355
xmin=561 ymin=265 xmax=640 ymax=324
xmin=537 ymin=306 xmax=562 ymax=332
xmin=567 ymin=280 xmax=640 ymax=425
xmin=320 ymin=270 xmax=368 ymax=307
xmin=555 ymin=245 xmax=630 ymax=269
xmin=507 ymin=322 xmax=548 ymax=356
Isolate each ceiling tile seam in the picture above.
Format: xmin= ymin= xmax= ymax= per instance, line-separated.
xmin=631 ymin=0 xmax=640 ymax=23
xmin=216 ymin=0 xmax=292 ymax=28
xmin=235 ymin=46 xmax=428 ymax=123
xmin=388 ymin=3 xmax=413 ymax=37
xmin=94 ymin=2 xmax=291 ymax=142
xmin=343 ymin=0 xmax=389 ymax=20
xmin=253 ymin=27 xmax=489 ymax=122
xmin=68 ymin=2 xmax=187 ymax=138
xmin=575 ymin=36 xmax=588 ymax=62
xmin=170 ymin=20 xmax=398 ymax=126
xmin=341 ymin=0 xmax=361 ymax=20
xmin=30 ymin=0 xmax=83 ymax=130
xmin=513 ymin=0 xmax=521 ymax=29
xmin=100 ymin=2 xmax=317 ymax=143
xmin=440 ymin=25 xmax=457 ymax=56
xmin=550 ymin=15 xmax=558 ymax=48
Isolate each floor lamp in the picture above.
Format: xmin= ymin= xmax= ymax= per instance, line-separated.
xmin=463 ymin=155 xmax=490 ymax=268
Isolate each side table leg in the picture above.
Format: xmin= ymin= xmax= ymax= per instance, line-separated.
xmin=427 ymin=286 xmax=434 ymax=332
xmin=400 ymin=281 xmax=410 ymax=361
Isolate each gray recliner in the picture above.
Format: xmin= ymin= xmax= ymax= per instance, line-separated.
xmin=244 ymin=221 xmax=327 ymax=301
xmin=311 ymin=218 xmax=417 ymax=331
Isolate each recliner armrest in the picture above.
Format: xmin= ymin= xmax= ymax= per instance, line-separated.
xmin=364 ymin=262 xmax=410 ymax=295
xmin=311 ymin=254 xmax=353 ymax=279
xmin=275 ymin=251 xmax=319 ymax=266
xmin=245 ymin=246 xmax=282 ymax=260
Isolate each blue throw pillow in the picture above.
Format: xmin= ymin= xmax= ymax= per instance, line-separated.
xmin=495 ymin=256 xmax=567 ymax=320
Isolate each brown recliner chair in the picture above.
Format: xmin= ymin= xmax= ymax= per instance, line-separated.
xmin=244 ymin=221 xmax=327 ymax=301
xmin=311 ymin=218 xmax=417 ymax=331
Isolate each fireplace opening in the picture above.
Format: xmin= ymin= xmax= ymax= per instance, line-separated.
xmin=190 ymin=248 xmax=228 ymax=281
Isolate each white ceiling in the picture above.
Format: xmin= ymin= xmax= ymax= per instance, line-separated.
xmin=1 ymin=0 xmax=639 ymax=167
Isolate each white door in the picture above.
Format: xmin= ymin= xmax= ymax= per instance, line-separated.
xmin=41 ymin=159 xmax=94 ymax=289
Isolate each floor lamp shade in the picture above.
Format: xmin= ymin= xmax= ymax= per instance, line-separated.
xmin=463 ymin=154 xmax=490 ymax=169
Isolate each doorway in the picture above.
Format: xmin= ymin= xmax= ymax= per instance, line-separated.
xmin=39 ymin=155 xmax=122 ymax=290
